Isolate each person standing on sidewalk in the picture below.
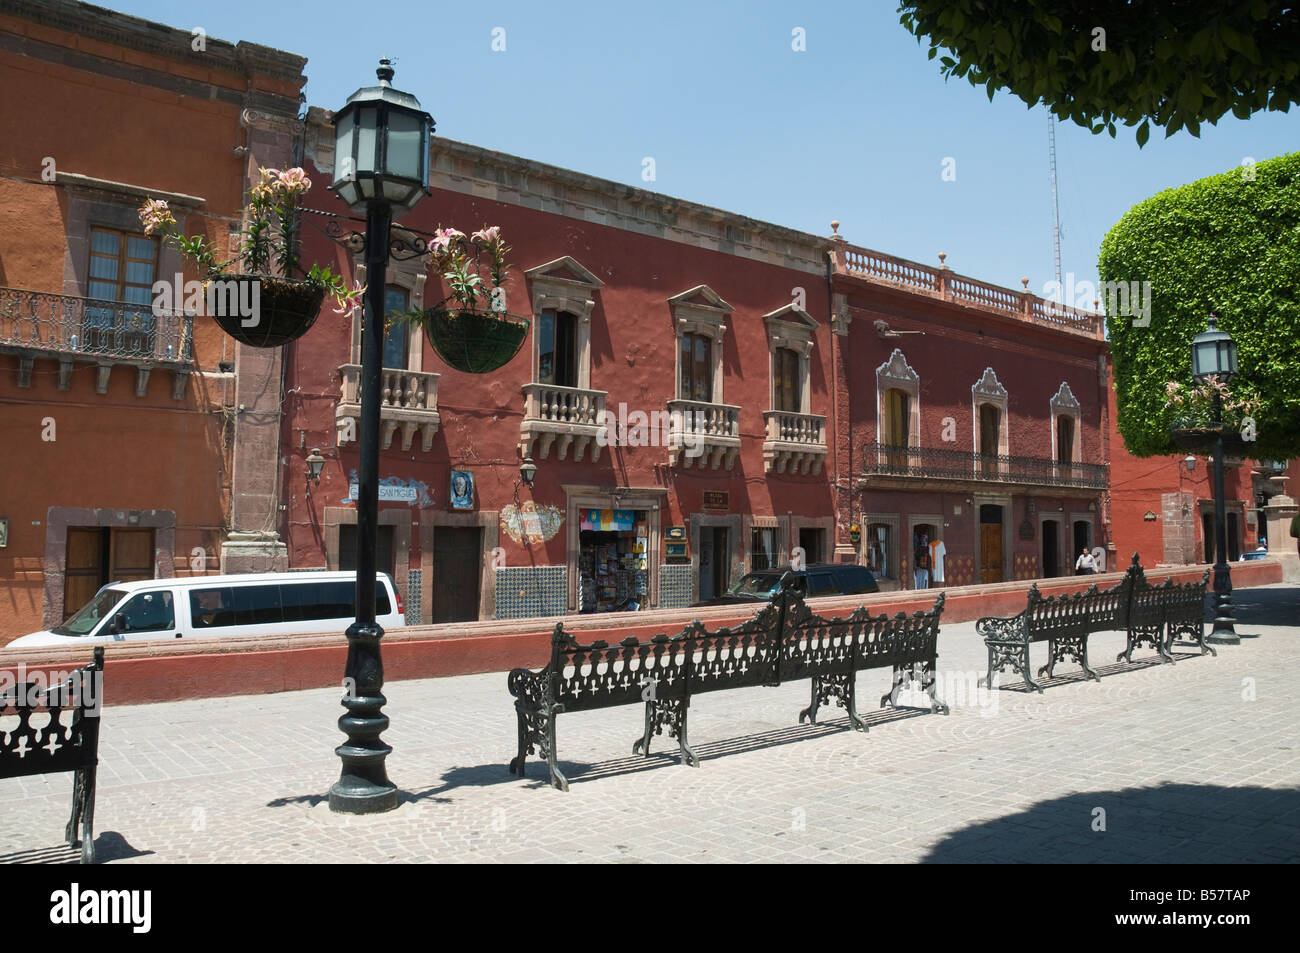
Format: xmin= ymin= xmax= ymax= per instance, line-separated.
xmin=1074 ymin=548 xmax=1097 ymax=575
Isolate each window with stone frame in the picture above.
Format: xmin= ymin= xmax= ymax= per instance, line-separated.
xmin=761 ymin=303 xmax=818 ymax=414
xmin=383 ymin=285 xmax=410 ymax=369
xmin=1050 ymin=381 xmax=1082 ymax=470
xmin=86 ymin=227 xmax=158 ymax=352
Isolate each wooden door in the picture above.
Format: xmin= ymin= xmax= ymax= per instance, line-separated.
xmin=65 ymin=529 xmax=106 ymax=618
xmin=111 ymin=528 xmax=155 ymax=582
xmin=432 ymin=527 xmax=481 ymax=623
xmin=64 ymin=527 xmax=155 ymax=618
xmin=980 ymin=523 xmax=1003 ymax=584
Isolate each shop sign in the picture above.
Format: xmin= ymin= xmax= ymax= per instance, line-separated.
xmin=580 ymin=508 xmax=636 ymax=531
xmin=349 ymin=483 xmax=418 ymax=503
xmin=702 ymin=491 xmax=729 ymax=512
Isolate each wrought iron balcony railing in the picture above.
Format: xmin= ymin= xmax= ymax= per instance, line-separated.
xmin=0 ymin=286 xmax=193 ymax=363
xmin=862 ymin=442 xmax=1107 ymax=489
xmin=0 ymin=287 xmax=194 ymax=398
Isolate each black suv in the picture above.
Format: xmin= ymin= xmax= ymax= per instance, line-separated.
xmin=693 ymin=563 xmax=878 ymax=607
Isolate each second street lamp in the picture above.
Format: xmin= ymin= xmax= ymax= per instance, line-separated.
xmin=1190 ymin=314 xmax=1241 ymax=646
xmin=327 ymin=59 xmax=433 ymax=814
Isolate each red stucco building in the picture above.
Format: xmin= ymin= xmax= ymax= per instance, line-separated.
xmin=0 ymin=0 xmax=306 ymax=641
xmin=3 ymin=1 xmax=1289 ymax=644
xmin=276 ymin=105 xmax=1117 ymax=623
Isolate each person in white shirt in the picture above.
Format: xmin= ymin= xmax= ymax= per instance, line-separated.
xmin=1074 ymin=548 xmax=1097 ymax=575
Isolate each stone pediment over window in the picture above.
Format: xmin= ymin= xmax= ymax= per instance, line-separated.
xmin=972 ymin=366 xmax=1008 ymax=402
xmin=762 ymin=303 xmax=818 ymax=356
xmin=669 ymin=284 xmax=732 ymax=338
xmin=525 ymin=256 xmax=604 ymax=316
xmin=1050 ymin=381 xmax=1080 ymax=413
xmin=877 ymin=347 xmax=919 ymax=389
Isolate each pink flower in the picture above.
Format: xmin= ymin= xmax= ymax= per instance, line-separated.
xmin=138 ymin=198 xmax=176 ymax=235
xmin=471 ymin=226 xmax=501 ymax=245
xmin=277 ymin=167 xmax=312 ymax=194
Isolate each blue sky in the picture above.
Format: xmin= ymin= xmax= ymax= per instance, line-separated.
xmin=113 ymin=0 xmax=1298 ymax=301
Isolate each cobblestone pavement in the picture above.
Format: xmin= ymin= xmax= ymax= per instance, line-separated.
xmin=2 ymin=584 xmax=1297 ymax=863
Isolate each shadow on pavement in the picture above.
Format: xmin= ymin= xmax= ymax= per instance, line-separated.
xmin=0 ymin=831 xmax=152 ymax=864
xmin=922 ymin=782 xmax=1300 ymax=863
xmin=504 ymin=706 xmax=931 ymax=789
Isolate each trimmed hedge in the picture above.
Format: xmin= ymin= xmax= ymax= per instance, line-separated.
xmin=1099 ymin=151 xmax=1300 ymax=459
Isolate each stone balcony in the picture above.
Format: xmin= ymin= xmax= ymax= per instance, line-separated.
xmin=667 ymin=398 xmax=741 ymax=470
xmin=762 ymin=410 xmax=828 ymax=474
xmin=520 ymin=382 xmax=607 ymax=461
xmin=336 ymin=364 xmax=441 ymax=452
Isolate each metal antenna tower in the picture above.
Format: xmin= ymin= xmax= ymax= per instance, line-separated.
xmin=1049 ymin=114 xmax=1063 ymax=291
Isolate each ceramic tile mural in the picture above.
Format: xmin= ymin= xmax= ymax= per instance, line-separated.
xmin=406 ymin=568 xmax=422 ymax=623
xmin=495 ymin=565 xmax=567 ymax=619
xmin=658 ymin=564 xmax=693 ymax=609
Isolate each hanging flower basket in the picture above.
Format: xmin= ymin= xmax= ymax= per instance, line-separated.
xmin=415 ymin=307 xmax=529 ymax=374
xmin=140 ymin=168 xmax=361 ymax=352
xmin=1169 ymin=422 xmax=1247 ymax=457
xmin=208 ymin=275 xmax=326 ymax=348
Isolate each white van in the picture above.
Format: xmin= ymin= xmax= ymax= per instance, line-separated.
xmin=8 ymin=571 xmax=406 ymax=648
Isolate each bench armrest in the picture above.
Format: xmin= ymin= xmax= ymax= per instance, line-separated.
xmin=507 ymin=667 xmax=547 ymax=710
xmin=976 ymin=614 xmax=1026 ymax=641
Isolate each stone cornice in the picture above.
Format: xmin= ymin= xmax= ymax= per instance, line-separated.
xmin=55 ymin=171 xmax=205 ymax=207
xmin=0 ymin=0 xmax=307 ymax=88
xmin=301 ymin=109 xmax=830 ymax=277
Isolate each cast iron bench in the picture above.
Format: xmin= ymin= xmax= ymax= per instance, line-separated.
xmin=1118 ymin=559 xmax=1214 ymax=664
xmin=507 ymin=579 xmax=947 ymax=791
xmin=978 ymin=555 xmax=1212 ymax=692
xmin=0 ymin=647 xmax=103 ymax=862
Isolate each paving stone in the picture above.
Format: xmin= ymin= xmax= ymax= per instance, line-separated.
xmin=1 ymin=584 xmax=1297 ymax=863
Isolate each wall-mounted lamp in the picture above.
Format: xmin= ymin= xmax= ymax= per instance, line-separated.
xmin=306 ymin=447 xmax=325 ymax=487
xmin=514 ymin=454 xmax=537 ymax=505
xmin=1184 ymin=454 xmax=1197 ymax=473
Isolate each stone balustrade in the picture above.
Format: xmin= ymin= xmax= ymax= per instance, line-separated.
xmin=336 ymin=364 xmax=441 ymax=452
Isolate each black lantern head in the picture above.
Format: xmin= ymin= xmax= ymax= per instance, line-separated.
xmin=1191 ymin=314 xmax=1238 ymax=383
xmin=519 ymin=456 xmax=537 ymax=489
xmin=306 ymin=447 xmax=326 ymax=485
xmin=331 ymin=59 xmax=434 ymax=215
xmin=1184 ymin=454 xmax=1196 ymax=473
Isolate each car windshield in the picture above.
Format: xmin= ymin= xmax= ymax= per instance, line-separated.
xmin=50 ymin=588 xmax=127 ymax=636
xmin=727 ymin=574 xmax=785 ymax=598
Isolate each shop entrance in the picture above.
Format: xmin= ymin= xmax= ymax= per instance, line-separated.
xmin=699 ymin=526 xmax=730 ymax=602
xmin=578 ymin=508 xmax=650 ymax=613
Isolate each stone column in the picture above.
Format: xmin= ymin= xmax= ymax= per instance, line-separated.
xmin=219 ymin=107 xmax=300 ymax=573
xmin=1161 ymin=491 xmax=1196 ymax=565
xmin=1262 ymin=476 xmax=1299 ymax=582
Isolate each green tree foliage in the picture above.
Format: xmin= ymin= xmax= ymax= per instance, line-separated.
xmin=898 ymin=2 xmax=1300 ymax=143
xmin=1099 ymin=152 xmax=1299 ymax=459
